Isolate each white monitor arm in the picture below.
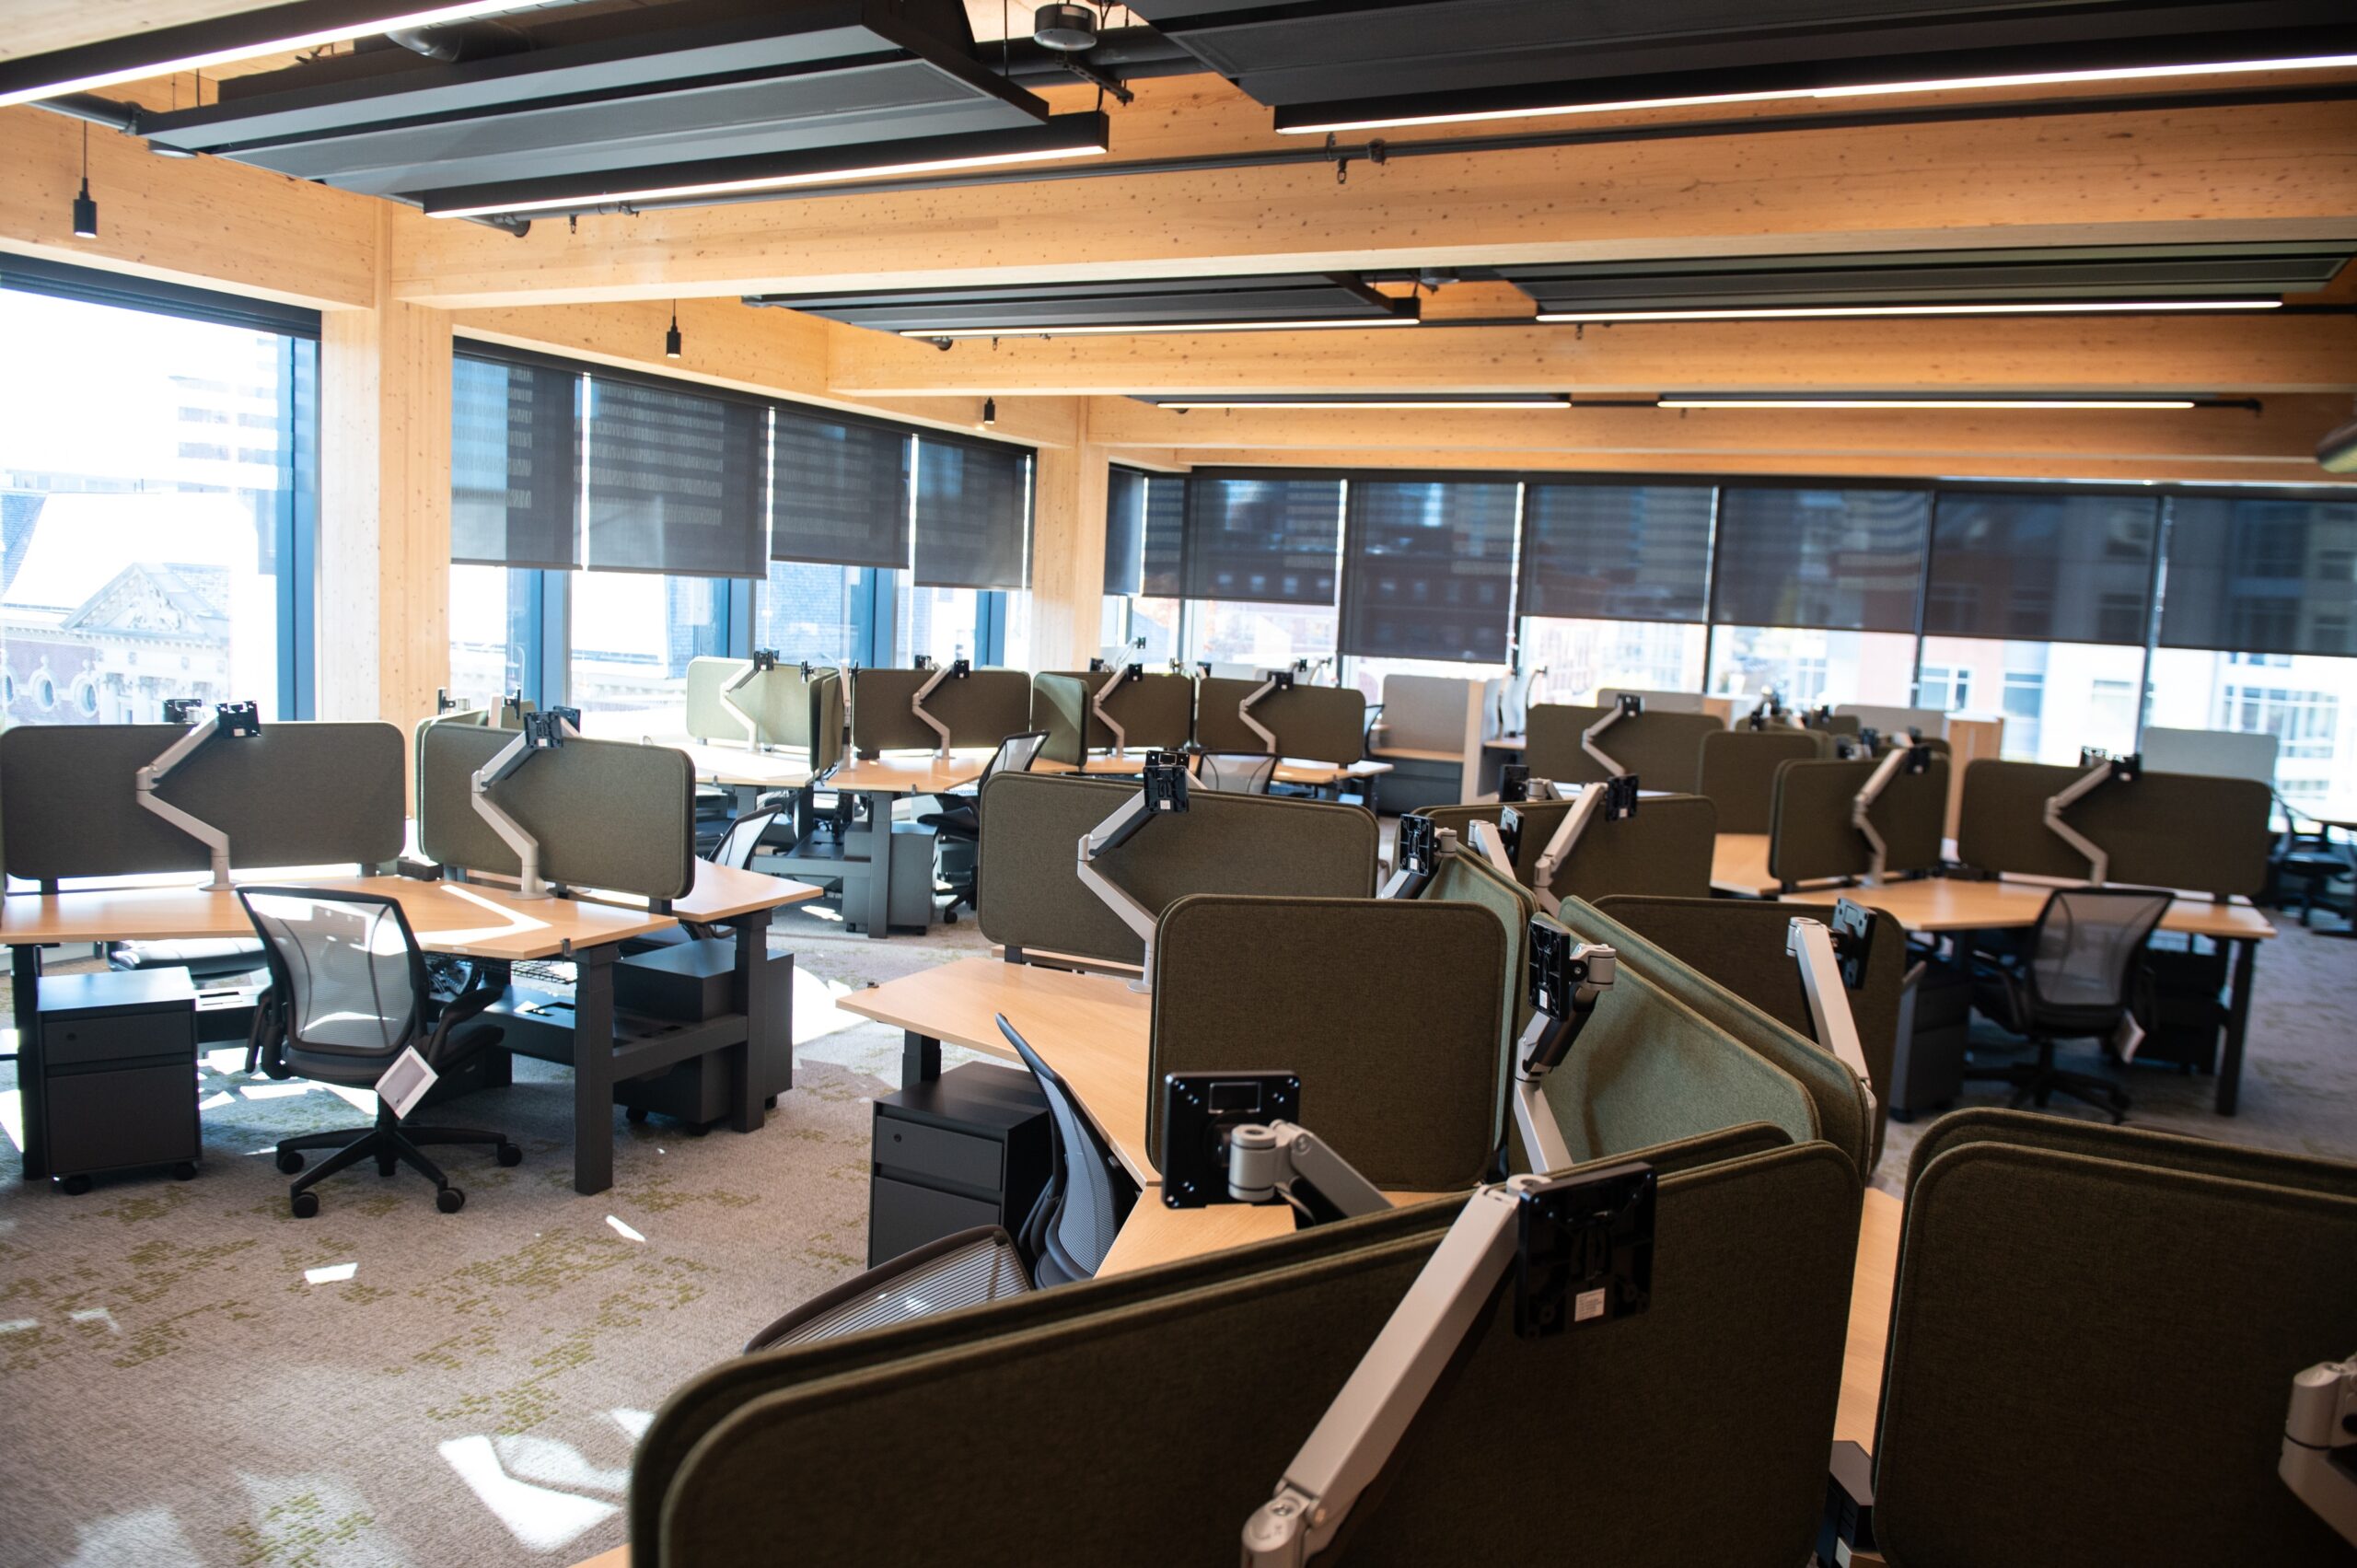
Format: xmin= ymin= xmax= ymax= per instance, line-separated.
xmin=2283 ymin=1356 xmax=2357 ymax=1546
xmin=136 ymin=700 xmax=262 ymax=890
xmin=910 ymin=656 xmax=971 ymax=759
xmin=1528 ymin=776 xmax=1640 ymax=916
xmin=1074 ymin=752 xmax=1190 ymax=990
xmin=1510 ymin=922 xmax=1618 ymax=1174
xmin=1850 ymin=737 xmax=1932 ymax=886
xmin=718 ymin=649 xmax=782 ymax=751
xmin=470 ymin=708 xmax=583 ymax=900
xmin=1092 ymin=662 xmax=1143 ymax=754
xmin=1582 ymin=692 xmax=1641 ymax=776
xmin=1787 ymin=909 xmax=1880 ymax=1123
xmin=2044 ymin=750 xmax=2140 ymax=885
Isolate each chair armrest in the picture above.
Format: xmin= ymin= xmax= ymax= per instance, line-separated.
xmin=424 ymin=981 xmax=502 ymax=1067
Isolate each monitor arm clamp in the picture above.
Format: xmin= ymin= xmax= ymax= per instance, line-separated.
xmin=1512 ymin=921 xmax=1618 ymax=1174
xmin=1075 ymin=751 xmax=1190 ymax=990
xmin=470 ymin=708 xmax=582 ymax=900
xmin=719 ymin=648 xmax=780 ymax=751
xmin=2282 ymin=1355 xmax=2357 ymax=1547
xmin=2044 ymin=750 xmax=2140 ymax=885
xmin=1227 ymin=1121 xmax=1391 ymax=1225
xmin=136 ymin=700 xmax=262 ymax=890
xmin=911 ymin=656 xmax=971 ymax=759
xmin=1851 ymin=736 xmax=1931 ymax=886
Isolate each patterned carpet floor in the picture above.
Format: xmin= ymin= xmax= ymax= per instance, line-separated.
xmin=1 ymin=897 xmax=2350 ymax=1566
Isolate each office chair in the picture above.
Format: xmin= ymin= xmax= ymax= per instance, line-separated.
xmin=630 ymin=807 xmax=790 ymax=954
xmin=1194 ymin=751 xmax=1277 ymax=795
xmin=2266 ymin=794 xmax=2351 ymax=930
xmin=998 ymin=1015 xmax=1135 ymax=1285
xmin=741 ymin=1226 xmax=1034 ymax=1353
xmin=238 ymin=888 xmax=521 ymax=1217
xmin=1963 ymin=885 xmax=2174 ymax=1122
xmin=920 ymin=730 xmax=1048 ymax=912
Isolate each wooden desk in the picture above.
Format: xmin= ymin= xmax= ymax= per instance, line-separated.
xmin=829 ymin=751 xmax=994 ymax=796
xmin=747 ymin=750 xmax=994 ymax=938
xmin=841 ymin=956 xmax=1155 ymax=1182
xmin=1788 ymin=877 xmax=2276 ymax=1115
xmin=649 ymin=737 xmax=819 ymax=793
xmin=1710 ymin=833 xmax=1780 ymax=897
xmin=1098 ymin=1190 xmax=1455 ymax=1276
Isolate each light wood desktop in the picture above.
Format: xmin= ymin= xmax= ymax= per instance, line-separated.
xmin=1035 ymin=752 xmax=1393 ymax=796
xmin=653 ymin=738 xmax=819 ymax=793
xmin=1098 ymin=1188 xmax=1454 ymax=1276
xmin=830 ymin=751 xmax=995 ymax=796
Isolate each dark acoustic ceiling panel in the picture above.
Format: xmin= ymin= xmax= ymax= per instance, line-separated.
xmin=135 ymin=0 xmax=1049 ymax=203
xmin=1497 ymin=242 xmax=2356 ymax=313
xmin=746 ymin=273 xmax=1416 ymax=334
xmin=1118 ymin=0 xmax=2354 ymax=117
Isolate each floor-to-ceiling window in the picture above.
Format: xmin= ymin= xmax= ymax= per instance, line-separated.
xmin=1 ymin=261 xmax=318 ymax=725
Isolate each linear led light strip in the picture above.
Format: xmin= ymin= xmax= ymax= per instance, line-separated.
xmin=0 ymin=1 xmax=534 ymax=110
xmin=1660 ymin=398 xmax=2202 ymax=410
xmin=1276 ymin=52 xmax=2357 ymax=134
xmin=900 ymin=318 xmax=1420 ymax=338
xmin=1538 ymin=299 xmax=2284 ymax=322
xmin=1154 ymin=399 xmax=1567 ymax=410
xmin=431 ymin=144 xmax=1108 ymax=219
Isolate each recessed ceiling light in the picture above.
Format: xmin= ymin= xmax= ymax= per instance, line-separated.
xmin=1537 ymin=300 xmax=2284 ymax=322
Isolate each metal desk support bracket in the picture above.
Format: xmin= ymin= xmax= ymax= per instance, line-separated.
xmin=911 ymin=656 xmax=971 ymax=760
xmin=470 ymin=709 xmax=581 ymax=900
xmin=1788 ymin=907 xmax=1879 ymax=1123
xmin=1852 ymin=737 xmax=1932 ymax=886
xmin=1530 ymin=775 xmax=1638 ymax=916
xmin=2282 ymin=1356 xmax=2357 ymax=1546
xmin=2044 ymin=751 xmax=2140 ymax=885
xmin=1093 ymin=662 xmax=1142 ymax=754
xmin=1583 ymin=692 xmax=1641 ymax=777
xmin=719 ymin=649 xmax=780 ymax=751
xmin=1075 ymin=752 xmax=1190 ymax=991
xmin=1239 ymin=666 xmax=1296 ymax=753
xmin=136 ymin=700 xmax=261 ymax=890
xmin=1511 ymin=921 xmax=1616 ymax=1175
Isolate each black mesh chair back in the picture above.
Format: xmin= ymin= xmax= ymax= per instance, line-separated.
xmin=743 ymin=1227 xmax=1033 ymax=1353
xmin=980 ymin=729 xmax=1048 ymax=789
xmin=710 ymin=807 xmax=786 ymax=872
xmin=997 ymin=1014 xmax=1132 ymax=1285
xmin=238 ymin=889 xmax=425 ymax=1069
xmin=2025 ymin=887 xmax=2174 ymax=1023
xmin=1197 ymin=751 xmax=1277 ymax=795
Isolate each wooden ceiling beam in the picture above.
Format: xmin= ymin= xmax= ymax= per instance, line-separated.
xmin=383 ymin=98 xmax=2357 ymax=308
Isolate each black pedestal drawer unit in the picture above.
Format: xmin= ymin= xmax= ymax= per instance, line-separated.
xmin=869 ymin=1063 xmax=1051 ymax=1267
xmin=38 ymin=969 xmax=200 ymax=1192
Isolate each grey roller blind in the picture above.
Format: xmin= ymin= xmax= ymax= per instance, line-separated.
xmin=1183 ymin=473 xmax=1343 ymax=605
xmin=1339 ymin=478 xmax=1520 ymax=662
xmin=583 ymin=376 xmax=767 ymax=578
xmin=1925 ymin=489 xmax=2159 ymax=645
xmin=1141 ymin=472 xmax=1187 ymax=598
xmin=1518 ymin=482 xmax=1713 ymax=622
xmin=771 ymin=404 xmax=911 ymax=570
xmin=913 ymin=436 xmax=1030 ymax=590
xmin=1104 ymin=466 xmax=1146 ymax=597
xmin=1711 ymin=485 xmax=1929 ymax=632
xmin=450 ymin=351 xmax=579 ymax=570
xmin=2161 ymin=494 xmax=2357 ymax=656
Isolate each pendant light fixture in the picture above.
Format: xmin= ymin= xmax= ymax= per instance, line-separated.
xmin=72 ymin=122 xmax=98 ymax=238
xmin=982 ymin=397 xmax=998 ymax=426
xmin=665 ymin=302 xmax=681 ymax=360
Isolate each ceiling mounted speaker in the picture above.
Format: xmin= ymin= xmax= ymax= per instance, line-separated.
xmin=1034 ymin=4 xmax=1099 ymax=52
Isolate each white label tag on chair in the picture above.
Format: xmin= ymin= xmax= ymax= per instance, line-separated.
xmin=376 ymin=1047 xmax=438 ymax=1121
xmin=2112 ymin=1013 xmax=2146 ymax=1065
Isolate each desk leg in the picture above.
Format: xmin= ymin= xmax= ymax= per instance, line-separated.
xmin=2216 ymin=936 xmax=2257 ymax=1117
xmin=728 ymin=908 xmax=773 ymax=1134
xmin=571 ymin=945 xmax=618 ymax=1196
xmin=864 ymin=789 xmax=893 ymax=939
xmin=12 ymin=944 xmax=46 ymax=1182
xmin=903 ymin=1030 xmax=942 ymax=1086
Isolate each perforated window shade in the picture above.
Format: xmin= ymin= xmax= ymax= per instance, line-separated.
xmin=1518 ymin=482 xmax=1713 ymax=622
xmin=1339 ymin=479 xmax=1520 ymax=661
xmin=1141 ymin=472 xmax=1187 ymax=598
xmin=2161 ymin=494 xmax=2357 ymax=656
xmin=582 ymin=377 xmax=767 ymax=577
xmin=1925 ymin=490 xmax=2159 ymax=645
xmin=1711 ymin=486 xmax=1929 ymax=632
xmin=771 ymin=405 xmax=910 ymax=569
xmin=451 ymin=352 xmax=579 ymax=570
xmin=913 ymin=436 xmax=1030 ymax=590
xmin=1183 ymin=474 xmax=1343 ymax=605
xmin=1105 ymin=466 xmax=1146 ymax=597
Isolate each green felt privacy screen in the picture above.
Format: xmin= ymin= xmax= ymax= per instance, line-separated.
xmin=417 ymin=722 xmax=694 ymax=900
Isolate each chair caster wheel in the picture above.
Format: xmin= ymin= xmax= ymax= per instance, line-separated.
xmin=171 ymin=1162 xmax=199 ymax=1181
xmin=625 ymin=1107 xmax=650 ymax=1125
xmin=291 ymin=1191 xmax=320 ymax=1218
xmin=276 ymin=1150 xmax=306 ymax=1174
xmin=496 ymin=1143 xmax=523 ymax=1167
xmin=686 ymin=1121 xmax=713 ymax=1137
xmin=436 ymin=1187 xmax=466 ymax=1214
xmin=59 ymin=1174 xmax=93 ymax=1196
xmin=377 ymin=1158 xmax=398 ymax=1178
xmin=764 ymin=1095 xmax=779 ymax=1110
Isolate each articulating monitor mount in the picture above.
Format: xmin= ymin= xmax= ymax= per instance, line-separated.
xmin=137 ymin=700 xmax=262 ymax=890
xmin=1237 ymin=1155 xmax=1655 ymax=1566
xmin=1852 ymin=735 xmax=1933 ymax=885
xmin=1091 ymin=662 xmax=1144 ymax=754
xmin=1787 ymin=902 xmax=1880 ymax=1123
xmin=1583 ymin=692 xmax=1643 ymax=777
xmin=910 ymin=656 xmax=972 ymax=759
xmin=718 ymin=648 xmax=784 ymax=751
xmin=470 ymin=707 xmax=582 ymax=900
xmin=1380 ymin=813 xmax=1457 ymax=900
xmin=1746 ymin=688 xmax=1794 ymax=731
xmin=1075 ymin=750 xmax=1190 ymax=990
xmin=2045 ymin=749 xmax=2140 ymax=885
xmin=1238 ymin=664 xmax=1302 ymax=753
xmin=2283 ymin=1355 xmax=2357 ymax=1546
xmin=1528 ymin=774 xmax=1641 ymax=916
xmin=1511 ymin=918 xmax=1618 ymax=1174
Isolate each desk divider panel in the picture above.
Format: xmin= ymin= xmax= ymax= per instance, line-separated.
xmin=1147 ymin=895 xmax=1506 ymax=1191
xmin=1525 ymin=704 xmax=1724 ymax=793
xmin=1875 ymin=1112 xmax=2357 ymax=1568
xmin=1375 ymin=673 xmax=1479 ymax=754
xmin=684 ymin=656 xmax=843 ymax=767
xmin=976 ymin=772 xmax=1377 ymax=965
xmin=0 ymin=722 xmax=406 ymax=882
xmin=1697 ymin=730 xmax=1825 ymax=834
xmin=1423 ymin=846 xmax=1539 ymax=1143
xmin=417 ymin=722 xmax=695 ymax=900
xmin=1954 ymin=760 xmax=2271 ymax=895
xmin=851 ymin=667 xmax=1034 ymax=754
xmin=643 ymin=1139 xmax=1859 ymax=1568
xmin=1769 ymin=756 xmax=1949 ymax=885
xmin=1194 ymin=678 xmax=1366 ymax=764
xmin=1596 ymin=894 xmax=1904 ymax=1168
xmin=1031 ymin=670 xmax=1197 ymax=760
xmin=1419 ymin=796 xmax=1716 ymax=902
